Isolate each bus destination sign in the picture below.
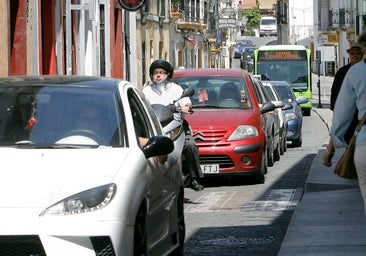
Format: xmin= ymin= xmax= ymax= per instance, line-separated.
xmin=258 ymin=50 xmax=306 ymax=60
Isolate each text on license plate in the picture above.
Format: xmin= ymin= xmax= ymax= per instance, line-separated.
xmin=201 ymin=164 xmax=219 ymax=174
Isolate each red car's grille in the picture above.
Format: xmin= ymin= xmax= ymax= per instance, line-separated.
xmin=199 ymin=155 xmax=234 ymax=168
xmin=192 ymin=129 xmax=227 ymax=143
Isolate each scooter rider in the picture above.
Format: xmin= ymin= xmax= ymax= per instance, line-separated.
xmin=143 ymin=59 xmax=204 ymax=191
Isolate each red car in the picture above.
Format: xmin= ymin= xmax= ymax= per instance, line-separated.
xmin=172 ymin=68 xmax=275 ymax=183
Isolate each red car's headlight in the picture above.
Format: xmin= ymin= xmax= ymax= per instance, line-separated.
xmin=228 ymin=125 xmax=258 ymax=141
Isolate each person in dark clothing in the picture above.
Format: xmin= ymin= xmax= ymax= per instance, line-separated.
xmin=330 ymin=43 xmax=364 ymax=143
xmin=330 ymin=43 xmax=364 ymax=111
xmin=322 ymin=42 xmax=364 ymax=166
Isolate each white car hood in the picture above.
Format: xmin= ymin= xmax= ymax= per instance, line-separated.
xmin=0 ymin=147 xmax=135 ymax=208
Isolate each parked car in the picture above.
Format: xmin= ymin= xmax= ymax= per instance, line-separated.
xmin=0 ymin=76 xmax=185 ymax=255
xmin=233 ymin=39 xmax=255 ymax=59
xmin=233 ymin=43 xmax=246 ymax=58
xmin=237 ymin=39 xmax=255 ymax=47
xmin=251 ymin=77 xmax=281 ymax=167
xmin=172 ymin=68 xmax=275 ymax=183
xmin=262 ymin=82 xmax=293 ymax=155
xmin=266 ymin=80 xmax=308 ymax=147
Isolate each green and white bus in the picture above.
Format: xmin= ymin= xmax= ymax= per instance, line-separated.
xmin=253 ymin=45 xmax=312 ymax=116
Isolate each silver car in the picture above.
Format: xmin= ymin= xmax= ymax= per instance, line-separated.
xmin=262 ymin=82 xmax=293 ymax=155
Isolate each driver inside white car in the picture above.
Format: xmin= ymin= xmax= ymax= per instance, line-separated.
xmin=76 ymin=100 xmax=102 ymax=133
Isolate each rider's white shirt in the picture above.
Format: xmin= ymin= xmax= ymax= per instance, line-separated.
xmin=142 ymin=82 xmax=191 ymax=118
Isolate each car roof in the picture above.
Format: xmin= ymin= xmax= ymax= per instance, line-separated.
xmin=173 ymin=68 xmax=247 ymax=77
xmin=0 ymin=75 xmax=122 ymax=88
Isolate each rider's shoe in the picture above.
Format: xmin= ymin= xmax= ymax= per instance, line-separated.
xmin=191 ymin=179 xmax=204 ymax=191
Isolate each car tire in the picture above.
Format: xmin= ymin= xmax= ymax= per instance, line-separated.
xmin=280 ymin=139 xmax=284 ymax=155
xmin=292 ymin=133 xmax=302 ymax=147
xmin=283 ymin=136 xmax=288 ymax=152
xmin=303 ymin=108 xmax=311 ymax=116
xmin=274 ymin=143 xmax=280 ymax=162
xmin=279 ymin=133 xmax=285 ymax=155
xmin=171 ymin=192 xmax=186 ymax=256
xmin=282 ymin=138 xmax=287 ymax=154
xmin=267 ymin=137 xmax=274 ymax=167
xmin=255 ymin=151 xmax=266 ymax=184
xmin=134 ymin=205 xmax=147 ymax=256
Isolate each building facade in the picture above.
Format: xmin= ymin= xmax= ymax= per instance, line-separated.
xmin=0 ymin=0 xmax=126 ymax=78
xmin=313 ymin=0 xmax=366 ymax=75
xmin=0 ymin=0 xmax=218 ymax=88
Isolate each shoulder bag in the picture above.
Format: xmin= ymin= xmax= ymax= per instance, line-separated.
xmin=334 ymin=112 xmax=366 ymax=179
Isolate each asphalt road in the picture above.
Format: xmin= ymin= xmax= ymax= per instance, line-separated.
xmin=182 ymin=57 xmax=332 ymax=255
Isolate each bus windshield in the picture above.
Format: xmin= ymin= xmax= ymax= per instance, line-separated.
xmin=257 ymin=60 xmax=308 ymax=90
xmin=253 ymin=45 xmax=312 ymax=116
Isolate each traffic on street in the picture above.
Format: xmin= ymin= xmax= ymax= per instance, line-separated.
xmin=2 ymin=0 xmax=366 ymax=255
xmin=181 ymin=56 xmax=333 ymax=255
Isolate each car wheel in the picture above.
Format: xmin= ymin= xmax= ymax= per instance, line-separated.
xmin=171 ymin=192 xmax=185 ymax=256
xmin=263 ymin=148 xmax=268 ymax=174
xmin=255 ymin=151 xmax=266 ymax=184
xmin=292 ymin=132 xmax=302 ymax=147
xmin=274 ymin=143 xmax=280 ymax=162
xmin=134 ymin=205 xmax=147 ymax=256
xmin=280 ymin=136 xmax=285 ymax=155
xmin=303 ymin=108 xmax=311 ymax=116
xmin=267 ymin=137 xmax=274 ymax=167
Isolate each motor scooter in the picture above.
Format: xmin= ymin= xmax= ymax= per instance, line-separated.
xmin=151 ymin=87 xmax=195 ymax=187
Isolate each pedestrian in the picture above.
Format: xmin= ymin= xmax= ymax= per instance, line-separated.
xmin=330 ymin=43 xmax=364 ymax=111
xmin=322 ymin=42 xmax=364 ymax=166
xmin=323 ymin=32 xmax=366 ymax=214
xmin=142 ymin=59 xmax=204 ymax=191
xmin=330 ymin=43 xmax=363 ymax=142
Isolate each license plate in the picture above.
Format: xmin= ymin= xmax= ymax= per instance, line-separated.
xmin=201 ymin=164 xmax=219 ymax=174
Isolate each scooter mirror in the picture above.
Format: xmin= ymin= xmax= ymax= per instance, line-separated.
xmin=181 ymin=87 xmax=195 ymax=98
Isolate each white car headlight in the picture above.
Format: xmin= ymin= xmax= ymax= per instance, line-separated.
xmin=286 ymin=113 xmax=297 ymax=121
xmin=40 ymin=183 xmax=116 ymax=216
xmin=228 ymin=125 xmax=258 ymax=141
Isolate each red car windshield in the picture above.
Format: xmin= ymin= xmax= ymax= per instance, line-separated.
xmin=172 ymin=76 xmax=253 ymax=109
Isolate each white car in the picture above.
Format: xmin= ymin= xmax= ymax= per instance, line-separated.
xmin=0 ymin=76 xmax=185 ymax=255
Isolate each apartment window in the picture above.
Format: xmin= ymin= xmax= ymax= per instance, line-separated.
xmin=330 ymin=9 xmax=339 ymax=27
xmin=339 ymin=9 xmax=345 ymax=27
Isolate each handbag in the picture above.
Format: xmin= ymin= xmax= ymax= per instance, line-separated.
xmin=334 ymin=112 xmax=366 ymax=179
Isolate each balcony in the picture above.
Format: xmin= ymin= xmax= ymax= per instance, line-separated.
xmin=177 ymin=21 xmax=208 ymax=32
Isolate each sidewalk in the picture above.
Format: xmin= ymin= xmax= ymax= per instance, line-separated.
xmin=278 ymin=83 xmax=366 ymax=255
